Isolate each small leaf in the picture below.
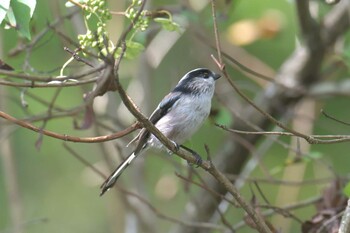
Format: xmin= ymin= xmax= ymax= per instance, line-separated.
xmin=153 ymin=17 xmax=180 ymax=32
xmin=5 ymin=8 xmax=16 ymax=27
xmin=153 ymin=17 xmax=170 ymax=24
xmin=10 ymin=0 xmax=37 ymax=39
xmin=0 ymin=0 xmax=11 ymax=24
xmin=125 ymin=41 xmax=144 ymax=59
xmin=127 ymin=40 xmax=144 ymax=50
xmin=343 ymin=182 xmax=350 ymax=198
xmin=113 ymin=41 xmax=145 ymax=59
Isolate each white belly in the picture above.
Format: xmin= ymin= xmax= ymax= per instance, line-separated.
xmin=148 ymin=94 xmax=212 ymax=148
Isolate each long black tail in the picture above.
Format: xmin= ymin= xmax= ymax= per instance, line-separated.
xmin=100 ymin=152 xmax=137 ymax=196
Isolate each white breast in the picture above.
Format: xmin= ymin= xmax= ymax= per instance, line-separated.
xmin=148 ymin=92 xmax=213 ymax=149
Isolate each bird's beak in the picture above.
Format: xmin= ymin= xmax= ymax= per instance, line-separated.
xmin=213 ymin=73 xmax=221 ymax=80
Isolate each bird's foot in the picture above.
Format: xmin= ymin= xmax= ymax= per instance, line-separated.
xmin=179 ymin=145 xmax=202 ymax=167
xmin=188 ymin=151 xmax=202 ymax=167
xmin=169 ymin=140 xmax=180 ymax=153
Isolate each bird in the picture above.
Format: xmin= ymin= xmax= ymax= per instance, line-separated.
xmin=100 ymin=68 xmax=221 ymax=195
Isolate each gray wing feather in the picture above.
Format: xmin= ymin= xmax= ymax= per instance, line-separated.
xmin=132 ymin=92 xmax=181 ymax=153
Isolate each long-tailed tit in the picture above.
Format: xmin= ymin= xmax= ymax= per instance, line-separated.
xmin=100 ymin=68 xmax=221 ymax=195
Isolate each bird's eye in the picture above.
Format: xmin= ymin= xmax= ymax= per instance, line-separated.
xmin=203 ymin=72 xmax=209 ymax=78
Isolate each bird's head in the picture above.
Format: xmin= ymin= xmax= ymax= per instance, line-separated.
xmin=174 ymin=68 xmax=221 ymax=95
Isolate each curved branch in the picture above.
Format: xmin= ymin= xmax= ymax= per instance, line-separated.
xmin=0 ymin=64 xmax=105 ymax=82
xmin=0 ymin=110 xmax=139 ymax=143
xmin=111 ymin=2 xmax=271 ymax=232
xmin=175 ymin=1 xmax=350 ymax=233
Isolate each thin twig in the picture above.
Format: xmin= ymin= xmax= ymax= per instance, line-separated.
xmin=63 ymin=143 xmax=107 ymax=178
xmin=253 ymin=182 xmax=303 ymax=224
xmin=226 ymin=174 xmax=335 ymax=187
xmin=206 ymin=159 xmax=272 ymax=233
xmin=215 ymin=124 xmax=350 ymax=144
xmin=176 ymin=173 xmax=238 ymax=207
xmin=210 ymin=0 xmax=223 ymax=65
xmin=233 ymin=196 xmax=322 ymax=230
xmin=110 ymin=1 xmax=272 ymax=231
xmin=64 ymin=47 xmax=95 ymax=68
xmin=212 ymin=55 xmax=318 ymax=144
xmin=321 ymin=109 xmax=350 ymax=126
xmin=0 ymin=63 xmax=105 ymax=81
xmin=66 ymin=142 xmax=226 ymax=231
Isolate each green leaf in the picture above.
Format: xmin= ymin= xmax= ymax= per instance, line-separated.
xmin=4 ymin=7 xmax=16 ymax=27
xmin=125 ymin=40 xmax=144 ymax=59
xmin=10 ymin=0 xmax=37 ymax=39
xmin=127 ymin=40 xmax=144 ymax=50
xmin=113 ymin=41 xmax=145 ymax=59
xmin=153 ymin=17 xmax=180 ymax=32
xmin=0 ymin=0 xmax=11 ymax=24
xmin=343 ymin=182 xmax=350 ymax=198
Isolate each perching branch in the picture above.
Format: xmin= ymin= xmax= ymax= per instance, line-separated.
xmin=108 ymin=2 xmax=271 ymax=231
xmin=174 ymin=1 xmax=350 ymax=233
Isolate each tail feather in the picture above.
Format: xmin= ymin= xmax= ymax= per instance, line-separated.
xmin=100 ymin=152 xmax=137 ymax=196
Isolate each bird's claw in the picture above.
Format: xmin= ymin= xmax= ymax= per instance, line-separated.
xmin=188 ymin=152 xmax=202 ymax=167
xmin=171 ymin=140 xmax=180 ymax=152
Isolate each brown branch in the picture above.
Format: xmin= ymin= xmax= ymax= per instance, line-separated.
xmin=115 ymin=75 xmax=272 ymax=231
xmin=234 ymin=195 xmax=323 ymax=230
xmin=64 ymin=47 xmax=94 ymax=68
xmin=213 ymin=55 xmax=318 ymax=144
xmin=321 ymin=109 xmax=350 ymax=126
xmin=0 ymin=110 xmax=139 ymax=143
xmin=175 ymin=173 xmax=238 ymax=207
xmin=175 ymin=1 xmax=350 ymax=233
xmin=0 ymin=63 xmax=105 ymax=82
xmin=110 ymin=2 xmax=271 ymax=231
xmin=295 ymin=0 xmax=321 ymax=46
xmin=216 ymin=123 xmax=350 ymax=142
xmin=210 ymin=0 xmax=223 ymax=66
xmin=113 ymin=43 xmax=212 ymax=168
xmin=115 ymin=52 xmax=273 ymax=233
xmin=226 ymin=174 xmax=335 ymax=187
xmin=206 ymin=160 xmax=272 ymax=233
xmin=0 ymin=78 xmax=99 ymax=88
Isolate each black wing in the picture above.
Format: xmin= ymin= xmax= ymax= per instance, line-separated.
xmin=132 ymin=92 xmax=181 ymax=153
xmin=149 ymin=92 xmax=181 ymax=124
